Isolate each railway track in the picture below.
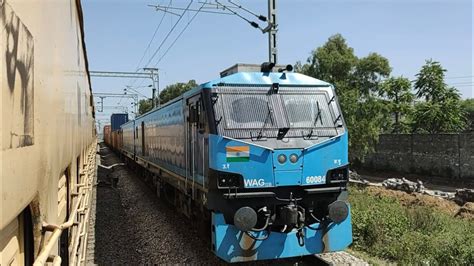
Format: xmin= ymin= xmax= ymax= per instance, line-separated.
xmin=87 ymin=144 xmax=367 ymax=265
xmin=315 ymin=251 xmax=368 ymax=265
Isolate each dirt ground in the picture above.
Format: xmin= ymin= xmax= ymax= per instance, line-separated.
xmin=357 ymin=169 xmax=474 ymax=192
xmin=360 ymin=185 xmax=474 ymax=220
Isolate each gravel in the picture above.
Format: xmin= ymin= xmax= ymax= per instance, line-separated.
xmin=88 ymin=145 xmax=221 ymax=264
xmin=87 ymin=144 xmax=367 ymax=265
xmin=316 ymin=251 xmax=369 ymax=265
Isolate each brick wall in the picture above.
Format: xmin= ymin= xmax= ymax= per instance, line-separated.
xmin=363 ymin=133 xmax=474 ymax=179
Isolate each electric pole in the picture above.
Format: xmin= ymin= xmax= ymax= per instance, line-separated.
xmin=89 ymin=70 xmax=159 ymax=108
xmin=98 ymin=96 xmax=106 ymax=112
xmin=268 ymin=0 xmax=277 ymax=64
xmin=150 ymin=1 xmax=278 ymax=64
xmin=143 ymin=68 xmax=159 ymax=108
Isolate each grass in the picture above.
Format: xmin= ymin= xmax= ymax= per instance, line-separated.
xmin=349 ymin=186 xmax=474 ymax=265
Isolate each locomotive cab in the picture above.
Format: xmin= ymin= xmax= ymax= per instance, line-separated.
xmin=202 ymin=64 xmax=352 ymax=262
xmin=119 ymin=63 xmax=352 ymax=262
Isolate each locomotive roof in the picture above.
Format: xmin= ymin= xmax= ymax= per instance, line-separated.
xmin=200 ymin=71 xmax=331 ymax=89
xmin=124 ymin=71 xmax=333 ymax=124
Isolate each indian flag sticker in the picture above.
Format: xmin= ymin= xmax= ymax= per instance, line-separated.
xmin=226 ymin=146 xmax=250 ymax=162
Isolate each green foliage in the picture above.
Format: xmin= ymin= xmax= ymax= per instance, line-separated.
xmin=354 ymin=52 xmax=391 ymax=96
xmin=411 ymin=98 xmax=467 ymax=133
xmin=138 ymin=80 xmax=197 ymax=115
xmin=414 ymin=59 xmax=447 ymax=102
xmin=300 ymin=34 xmax=357 ymax=85
xmin=462 ymin=98 xmax=474 ymax=113
xmin=297 ymin=34 xmax=391 ymax=163
xmin=298 ymin=37 xmax=468 ymax=161
xmin=159 ymin=79 xmax=197 ymax=105
xmin=380 ymin=76 xmax=414 ymax=133
xmin=461 ymin=99 xmax=474 ymax=131
xmin=138 ymin=98 xmax=153 ymax=115
xmin=412 ymin=60 xmax=467 ymax=133
xmin=350 ymin=186 xmax=474 ymax=265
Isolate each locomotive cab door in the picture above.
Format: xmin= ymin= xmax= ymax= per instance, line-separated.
xmin=186 ymin=95 xmax=202 ymax=199
xmin=141 ymin=121 xmax=146 ymax=156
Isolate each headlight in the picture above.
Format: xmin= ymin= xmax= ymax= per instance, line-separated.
xmin=277 ymin=154 xmax=287 ymax=164
xmin=289 ymin=154 xmax=298 ymax=163
xmin=328 ymin=200 xmax=349 ymax=224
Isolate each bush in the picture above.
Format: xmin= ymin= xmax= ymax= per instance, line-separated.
xmin=350 ymin=186 xmax=474 ymax=265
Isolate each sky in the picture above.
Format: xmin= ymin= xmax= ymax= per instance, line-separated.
xmin=82 ymin=0 xmax=473 ymax=127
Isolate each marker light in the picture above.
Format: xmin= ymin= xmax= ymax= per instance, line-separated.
xmin=289 ymin=154 xmax=298 ymax=163
xmin=277 ymin=154 xmax=287 ymax=164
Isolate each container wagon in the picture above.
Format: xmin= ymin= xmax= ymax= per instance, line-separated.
xmin=0 ymin=1 xmax=96 ymax=264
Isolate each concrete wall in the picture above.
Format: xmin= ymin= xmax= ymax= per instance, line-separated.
xmin=363 ymin=133 xmax=474 ymax=179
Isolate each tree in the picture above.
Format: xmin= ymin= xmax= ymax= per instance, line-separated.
xmin=411 ymin=98 xmax=466 ymax=133
xmin=414 ymin=59 xmax=447 ymax=102
xmin=461 ymin=99 xmax=474 ymax=131
xmin=297 ymin=34 xmax=392 ymax=163
xmin=411 ymin=60 xmax=467 ymax=133
xmin=159 ymin=80 xmax=197 ymax=105
xmin=138 ymin=80 xmax=198 ymax=115
xmin=138 ymin=98 xmax=153 ymax=115
xmin=380 ymin=77 xmax=414 ymax=133
xmin=354 ymin=53 xmax=391 ymax=96
xmin=300 ymin=34 xmax=357 ymax=87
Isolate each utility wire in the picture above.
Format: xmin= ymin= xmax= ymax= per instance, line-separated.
xmin=128 ymin=0 xmax=172 ymax=87
xmin=133 ymin=1 xmax=192 ymax=90
xmin=228 ymin=0 xmax=267 ymax=21
xmin=143 ymin=1 xmax=193 ymax=69
xmin=198 ymin=1 xmax=235 ymax=9
xmin=149 ymin=4 xmax=233 ymax=15
xmin=445 ymin=75 xmax=474 ymax=79
xmin=153 ymin=1 xmax=207 ymax=67
xmin=215 ymin=0 xmax=270 ymax=33
xmin=125 ymin=86 xmax=149 ymax=98
xmin=215 ymin=0 xmax=259 ymax=29
xmin=134 ymin=0 xmax=172 ymax=72
xmin=448 ymin=82 xmax=474 ymax=86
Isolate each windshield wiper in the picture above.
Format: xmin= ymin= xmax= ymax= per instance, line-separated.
xmin=306 ymin=101 xmax=322 ymax=139
xmin=257 ymin=101 xmax=273 ymax=139
xmin=313 ymin=101 xmax=322 ymax=126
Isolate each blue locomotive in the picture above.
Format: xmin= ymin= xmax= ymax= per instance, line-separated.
xmin=119 ymin=63 xmax=351 ymax=262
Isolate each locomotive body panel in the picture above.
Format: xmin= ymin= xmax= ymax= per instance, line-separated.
xmin=118 ymin=70 xmax=352 ymax=262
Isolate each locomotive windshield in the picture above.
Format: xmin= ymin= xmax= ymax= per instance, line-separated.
xmin=212 ymin=86 xmax=344 ymax=140
xmin=223 ymin=94 xmax=276 ymax=129
xmin=282 ymin=94 xmax=335 ymax=128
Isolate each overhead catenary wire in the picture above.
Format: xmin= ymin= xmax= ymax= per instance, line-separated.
xmin=133 ymin=0 xmax=172 ymax=74
xmin=133 ymin=1 xmax=193 ymax=89
xmin=197 ymin=1 xmax=236 ymax=9
xmin=143 ymin=1 xmax=193 ymax=69
xmin=149 ymin=4 xmax=233 ymax=15
xmin=228 ymin=0 xmax=267 ymax=21
xmin=215 ymin=0 xmax=261 ymax=30
xmin=153 ymin=1 xmax=207 ymax=67
xmin=127 ymin=0 xmax=172 ymax=88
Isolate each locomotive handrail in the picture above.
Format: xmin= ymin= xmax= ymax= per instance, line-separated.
xmin=33 ymin=144 xmax=96 ymax=266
